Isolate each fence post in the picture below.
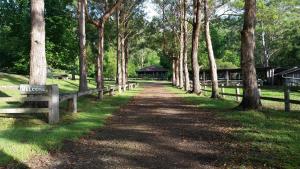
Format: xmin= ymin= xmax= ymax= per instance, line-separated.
xmin=236 ymin=83 xmax=240 ymax=102
xmin=221 ymin=84 xmax=225 ymax=98
xmin=284 ymin=83 xmax=290 ymax=112
xmin=109 ymin=86 xmax=115 ymax=96
xmin=258 ymin=84 xmax=261 ymax=96
xmin=67 ymin=94 xmax=77 ymax=113
xmin=118 ymin=85 xmax=122 ymax=93
xmin=48 ymin=85 xmax=59 ymax=124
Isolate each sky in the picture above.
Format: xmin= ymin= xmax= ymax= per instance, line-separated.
xmin=142 ymin=0 xmax=160 ymax=21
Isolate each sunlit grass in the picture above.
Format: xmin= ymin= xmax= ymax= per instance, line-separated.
xmin=167 ymin=86 xmax=300 ymax=168
xmin=0 ymin=73 xmax=142 ymax=166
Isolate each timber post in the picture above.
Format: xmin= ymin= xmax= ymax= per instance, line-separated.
xmin=48 ymin=85 xmax=59 ymax=124
xmin=221 ymin=84 xmax=225 ymax=98
xmin=284 ymin=81 xmax=290 ymax=112
xmin=67 ymin=94 xmax=77 ymax=113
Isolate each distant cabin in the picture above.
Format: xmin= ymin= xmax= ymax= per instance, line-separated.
xmin=136 ymin=66 xmax=168 ymax=80
xmin=199 ymin=66 xmax=300 ymax=86
xmin=274 ymin=67 xmax=300 ymax=86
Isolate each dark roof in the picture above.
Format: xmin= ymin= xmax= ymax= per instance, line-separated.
xmin=200 ymin=67 xmax=277 ymax=73
xmin=275 ymin=67 xmax=300 ymax=76
xmin=136 ymin=66 xmax=168 ymax=72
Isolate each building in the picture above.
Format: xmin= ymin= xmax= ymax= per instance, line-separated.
xmin=274 ymin=67 xmax=300 ymax=86
xmin=136 ymin=66 xmax=168 ymax=80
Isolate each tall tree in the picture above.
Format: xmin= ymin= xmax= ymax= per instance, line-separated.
xmin=204 ymin=0 xmax=219 ymax=98
xmin=239 ymin=0 xmax=261 ymax=109
xmin=29 ymin=0 xmax=47 ymax=85
xmin=78 ymin=0 xmax=88 ymax=91
xmin=86 ymin=0 xmax=123 ymax=92
xmin=183 ymin=0 xmax=190 ymax=91
xmin=116 ymin=8 xmax=123 ymax=92
xmin=191 ymin=0 xmax=201 ymax=94
xmin=179 ymin=0 xmax=184 ymax=89
xmin=176 ymin=56 xmax=180 ymax=86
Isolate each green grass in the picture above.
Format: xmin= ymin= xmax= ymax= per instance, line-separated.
xmin=167 ymin=86 xmax=300 ymax=169
xmin=0 ymin=73 xmax=142 ymax=167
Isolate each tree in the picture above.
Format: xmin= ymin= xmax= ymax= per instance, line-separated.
xmin=239 ymin=0 xmax=261 ymax=110
xmin=191 ymin=0 xmax=201 ymax=94
xmin=204 ymin=0 xmax=219 ymax=98
xmin=116 ymin=8 xmax=123 ymax=92
xmin=178 ymin=0 xmax=184 ymax=89
xmin=78 ymin=0 xmax=88 ymax=91
xmin=29 ymin=0 xmax=47 ymax=85
xmin=183 ymin=0 xmax=190 ymax=91
xmin=86 ymin=0 xmax=123 ymax=92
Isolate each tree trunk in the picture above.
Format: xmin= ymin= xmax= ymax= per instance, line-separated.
xmin=116 ymin=10 xmax=122 ymax=92
xmin=78 ymin=0 xmax=88 ymax=91
xmin=179 ymin=0 xmax=184 ymax=89
xmin=176 ymin=57 xmax=180 ymax=87
xmin=183 ymin=0 xmax=190 ymax=91
xmin=204 ymin=0 xmax=219 ymax=98
xmin=29 ymin=0 xmax=47 ymax=85
xmin=96 ymin=23 xmax=105 ymax=90
xmin=124 ymin=38 xmax=129 ymax=83
xmin=121 ymin=36 xmax=126 ymax=91
xmin=239 ymin=0 xmax=262 ymax=110
xmin=261 ymin=24 xmax=269 ymax=67
xmin=191 ymin=0 xmax=201 ymax=94
xmin=172 ymin=59 xmax=176 ymax=85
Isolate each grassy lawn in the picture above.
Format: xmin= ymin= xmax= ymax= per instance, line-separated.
xmin=0 ymin=73 xmax=142 ymax=167
xmin=167 ymin=85 xmax=300 ymax=169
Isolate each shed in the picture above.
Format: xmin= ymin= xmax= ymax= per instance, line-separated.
xmin=199 ymin=67 xmax=280 ymax=85
xmin=274 ymin=67 xmax=300 ymax=86
xmin=136 ymin=66 xmax=168 ymax=80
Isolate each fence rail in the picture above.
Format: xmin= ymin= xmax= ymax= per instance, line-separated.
xmin=188 ymin=80 xmax=299 ymax=112
xmin=0 ymin=83 xmax=138 ymax=124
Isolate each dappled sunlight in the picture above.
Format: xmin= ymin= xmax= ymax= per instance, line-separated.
xmin=0 ymin=86 xmax=140 ymax=166
xmin=167 ymin=85 xmax=300 ymax=168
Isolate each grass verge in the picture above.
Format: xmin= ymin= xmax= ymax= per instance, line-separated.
xmin=0 ymin=73 xmax=142 ymax=167
xmin=167 ymin=85 xmax=300 ymax=169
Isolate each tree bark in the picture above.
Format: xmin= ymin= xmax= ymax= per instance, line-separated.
xmin=176 ymin=57 xmax=180 ymax=87
xmin=204 ymin=0 xmax=219 ymax=98
xmin=78 ymin=0 xmax=88 ymax=91
xmin=124 ymin=37 xmax=129 ymax=83
xmin=172 ymin=59 xmax=176 ymax=85
xmin=261 ymin=23 xmax=269 ymax=67
xmin=121 ymin=36 xmax=126 ymax=91
xmin=179 ymin=0 xmax=184 ymax=89
xmin=29 ymin=0 xmax=47 ymax=85
xmin=239 ymin=0 xmax=262 ymax=110
xmin=183 ymin=0 xmax=190 ymax=91
xmin=191 ymin=0 xmax=201 ymax=94
xmin=116 ymin=9 xmax=122 ymax=92
xmin=96 ymin=22 xmax=105 ymax=90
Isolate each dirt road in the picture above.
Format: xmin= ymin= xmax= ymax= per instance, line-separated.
xmin=27 ymin=83 xmax=232 ymax=169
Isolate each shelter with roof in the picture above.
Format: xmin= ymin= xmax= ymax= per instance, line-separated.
xmin=274 ymin=67 xmax=300 ymax=86
xmin=136 ymin=65 xmax=168 ymax=80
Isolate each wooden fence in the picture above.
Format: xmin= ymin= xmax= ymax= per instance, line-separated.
xmin=189 ymin=81 xmax=300 ymax=112
xmin=0 ymin=83 xmax=138 ymax=124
